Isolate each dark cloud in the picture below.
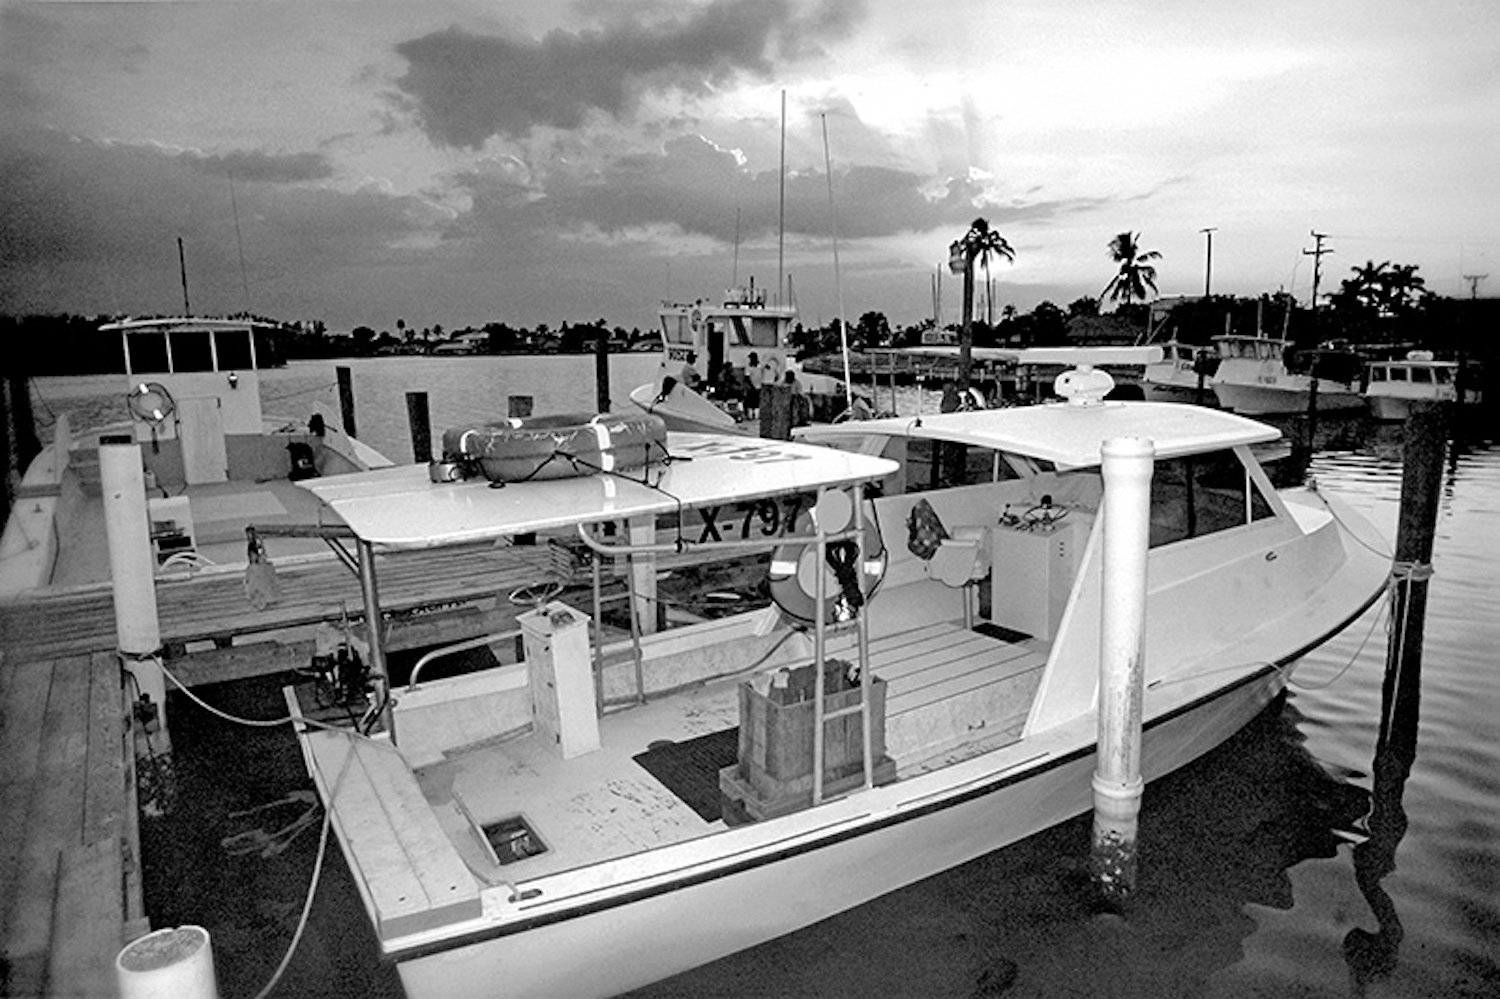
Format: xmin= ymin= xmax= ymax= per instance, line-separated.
xmin=393 ymin=0 xmax=863 ymax=148
xmin=446 ymin=130 xmax=1114 ymax=252
xmin=178 ymin=148 xmax=335 ymax=184
xmin=0 ymin=127 xmax=436 ymax=320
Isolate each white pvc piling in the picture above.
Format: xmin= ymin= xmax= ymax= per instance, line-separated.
xmin=100 ymin=436 xmax=169 ymax=752
xmin=116 ymin=925 xmax=219 ymax=999
xmin=1091 ymin=436 xmax=1154 ymax=902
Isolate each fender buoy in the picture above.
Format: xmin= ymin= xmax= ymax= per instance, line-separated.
xmin=127 ymin=382 xmax=176 ymax=424
xmin=441 ymin=412 xmax=667 ymax=484
xmin=769 ymin=496 xmax=886 ymax=625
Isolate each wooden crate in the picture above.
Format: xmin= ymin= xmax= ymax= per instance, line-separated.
xmin=720 ymin=668 xmax=893 ymax=823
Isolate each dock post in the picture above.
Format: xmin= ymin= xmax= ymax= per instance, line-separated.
xmin=595 ymin=329 xmax=612 ymax=412
xmin=100 ymin=435 xmax=170 ymax=754
xmin=406 ymin=391 xmax=432 ymax=463
xmin=1346 ymin=399 xmax=1446 ymax=981
xmin=1091 ymin=436 xmax=1154 ymax=904
xmin=336 ymin=365 xmax=357 ymax=439
xmin=761 ymin=381 xmax=793 ymax=440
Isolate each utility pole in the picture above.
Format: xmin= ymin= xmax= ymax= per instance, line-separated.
xmin=1200 ymin=227 xmax=1216 ymax=297
xmin=1462 ymin=273 xmax=1487 ymax=299
xmin=1304 ymin=231 xmax=1331 ymax=311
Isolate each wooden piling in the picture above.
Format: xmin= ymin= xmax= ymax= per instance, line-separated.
xmin=761 ymin=382 xmax=793 ymax=440
xmin=595 ymin=330 xmax=612 ymax=413
xmin=406 ymin=391 xmax=432 ymax=463
xmin=1346 ymin=398 xmax=1446 ymax=981
xmin=336 ymin=365 xmax=357 ymax=439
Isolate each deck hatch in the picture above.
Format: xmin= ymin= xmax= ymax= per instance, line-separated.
xmin=481 ymin=815 xmax=548 ymax=866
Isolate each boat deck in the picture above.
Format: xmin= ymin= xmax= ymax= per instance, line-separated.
xmin=389 ymin=621 xmax=1046 ymax=885
xmin=0 ymin=650 xmax=144 ymax=997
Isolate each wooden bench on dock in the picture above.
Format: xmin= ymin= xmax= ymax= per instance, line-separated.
xmin=0 ymin=650 xmax=144 ymax=998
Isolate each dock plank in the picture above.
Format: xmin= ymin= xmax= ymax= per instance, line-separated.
xmin=48 ymin=838 xmax=123 ymax=999
xmin=83 ymin=651 xmax=126 ymax=844
xmin=0 ymin=543 xmax=558 ymax=659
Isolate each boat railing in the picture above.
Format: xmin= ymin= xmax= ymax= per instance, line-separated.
xmin=407 ymin=628 xmax=525 ymax=692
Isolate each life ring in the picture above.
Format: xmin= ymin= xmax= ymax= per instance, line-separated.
xmin=441 ymin=412 xmax=667 ymax=484
xmin=127 ymin=382 xmax=175 ymax=424
xmin=689 ymin=307 xmax=704 ymax=333
xmin=760 ymin=353 xmax=786 ymax=388
xmin=768 ymin=495 xmax=887 ymax=625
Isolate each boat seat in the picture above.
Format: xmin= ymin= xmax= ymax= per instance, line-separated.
xmin=926 ymin=526 xmax=989 ymax=587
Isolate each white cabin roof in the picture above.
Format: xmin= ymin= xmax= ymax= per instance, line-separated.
xmin=299 ymin=433 xmax=898 ymax=549
xmin=799 ymin=401 xmax=1280 ymax=470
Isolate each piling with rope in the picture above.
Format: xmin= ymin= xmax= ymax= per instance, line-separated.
xmin=1091 ymin=436 xmax=1155 ymax=904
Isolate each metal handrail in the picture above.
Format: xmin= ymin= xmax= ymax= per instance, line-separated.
xmin=407 ymin=628 xmax=524 ymax=692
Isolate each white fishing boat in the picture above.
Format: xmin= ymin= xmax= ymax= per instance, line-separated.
xmin=284 ymin=357 xmax=1389 ymax=998
xmin=1363 ymin=350 xmax=1463 ymax=421
xmin=0 ymin=317 xmax=391 ymax=597
xmin=1210 ymin=334 xmax=1365 ymax=415
xmin=1140 ymin=340 xmax=1217 ymax=404
xmin=627 ymin=283 xmax=860 ymax=433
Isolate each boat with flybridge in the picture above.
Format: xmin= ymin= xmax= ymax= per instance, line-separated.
xmin=284 ymin=354 xmax=1390 ymax=998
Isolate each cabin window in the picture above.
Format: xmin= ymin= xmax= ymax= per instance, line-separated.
xmin=1369 ymin=368 xmax=1387 ymax=382
xmin=215 ymin=328 xmax=253 ymax=370
xmin=169 ymin=330 xmax=214 ymax=372
xmin=1389 ymin=367 xmax=1409 ymax=382
xmin=126 ymin=331 xmax=170 ymax=374
xmin=902 ymin=439 xmax=1017 ymax=494
xmin=1411 ymin=367 xmax=1433 ymax=384
xmin=1149 ymin=451 xmax=1274 ymax=548
xmin=660 ymin=315 xmax=694 ymax=345
xmin=1435 ymin=367 xmax=1452 ymax=384
xmin=745 ymin=317 xmax=781 ymax=347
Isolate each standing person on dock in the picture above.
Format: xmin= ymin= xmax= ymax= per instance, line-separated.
xmin=744 ymin=352 xmax=763 ymax=419
xmin=680 ymin=352 xmax=702 ymax=392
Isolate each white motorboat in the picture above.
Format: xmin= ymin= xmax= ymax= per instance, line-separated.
xmin=0 ymin=317 xmax=391 ymax=597
xmin=1210 ymin=334 xmax=1365 ymax=415
xmin=628 ymin=283 xmax=860 ymax=432
xmin=287 ymin=363 xmax=1390 ymax=999
xmin=1140 ymin=339 xmax=1217 ymax=404
xmin=1363 ymin=350 xmax=1464 ymax=421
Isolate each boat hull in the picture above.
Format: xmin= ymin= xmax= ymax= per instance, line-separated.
xmin=392 ymin=669 xmax=1286 ymax=999
xmin=1212 ymin=379 xmax=1364 ymax=415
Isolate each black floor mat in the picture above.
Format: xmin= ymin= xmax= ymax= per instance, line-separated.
xmin=633 ymin=727 xmax=740 ymax=822
xmin=974 ymin=621 xmax=1033 ymax=644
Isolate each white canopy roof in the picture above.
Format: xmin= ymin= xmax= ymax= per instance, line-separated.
xmin=299 ymin=433 xmax=898 ymax=549
xmin=800 ymin=401 xmax=1280 ymax=470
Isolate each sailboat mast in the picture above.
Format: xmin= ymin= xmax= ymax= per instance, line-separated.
xmin=821 ymin=113 xmax=853 ymax=408
xmin=777 ymin=90 xmax=786 ymax=308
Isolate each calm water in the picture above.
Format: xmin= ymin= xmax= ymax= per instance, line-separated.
xmin=28 ymin=361 xmax=1500 ymax=998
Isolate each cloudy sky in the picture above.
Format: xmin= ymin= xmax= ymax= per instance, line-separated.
xmin=2 ymin=0 xmax=1496 ymax=334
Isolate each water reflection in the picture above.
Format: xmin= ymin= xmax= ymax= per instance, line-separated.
xmin=634 ymin=697 xmax=1372 ymax=998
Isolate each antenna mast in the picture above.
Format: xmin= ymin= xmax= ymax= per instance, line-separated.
xmin=177 ymin=236 xmax=191 ymax=316
xmin=1463 ymin=273 xmax=1488 ymax=298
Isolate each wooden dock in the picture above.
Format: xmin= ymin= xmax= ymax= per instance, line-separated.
xmin=0 ymin=650 xmax=144 ymax=998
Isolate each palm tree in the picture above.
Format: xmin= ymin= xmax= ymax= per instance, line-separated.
xmin=949 ymin=218 xmax=1015 ymax=389
xmin=1102 ymin=231 xmax=1161 ymax=308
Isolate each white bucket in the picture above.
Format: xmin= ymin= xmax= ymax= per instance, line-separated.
xmin=116 ymin=925 xmax=219 ymax=999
